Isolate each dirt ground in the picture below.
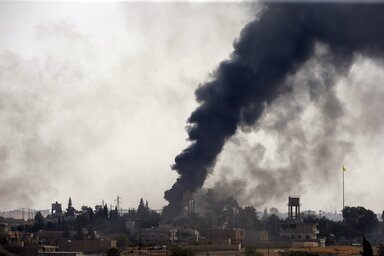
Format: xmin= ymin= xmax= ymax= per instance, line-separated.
xmin=283 ymin=245 xmax=376 ymax=256
xmin=121 ymin=245 xmax=375 ymax=256
xmin=194 ymin=246 xmax=372 ymax=256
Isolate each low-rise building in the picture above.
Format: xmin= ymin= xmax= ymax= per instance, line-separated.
xmin=273 ymin=196 xmax=320 ymax=248
xmin=177 ymin=228 xmax=199 ymax=244
xmin=206 ymin=228 xmax=245 ymax=244
xmin=138 ymin=225 xmax=199 ymax=245
xmin=245 ymin=230 xmax=269 ymax=242
xmin=279 ymin=222 xmax=319 ymax=240
xmin=138 ymin=225 xmax=177 ymax=245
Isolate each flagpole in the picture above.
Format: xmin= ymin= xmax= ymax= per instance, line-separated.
xmin=342 ymin=168 xmax=345 ymax=211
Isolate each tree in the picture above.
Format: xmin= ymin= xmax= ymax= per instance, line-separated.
xmin=262 ymin=207 xmax=268 ymax=220
xmin=143 ymin=210 xmax=161 ymax=228
xmin=110 ymin=233 xmax=131 ymax=247
xmin=63 ymin=226 xmax=70 ymax=239
xmin=221 ymin=197 xmax=241 ymax=228
xmin=125 ymin=208 xmax=136 ymax=219
xmin=237 ymin=206 xmax=259 ymax=231
xmin=170 ymin=247 xmax=194 ymax=256
xmin=327 ymin=219 xmax=350 ymax=239
xmin=136 ymin=199 xmax=160 ymax=228
xmin=262 ymin=214 xmax=280 ymax=235
xmin=103 ymin=205 xmax=109 ymax=219
xmin=137 ymin=198 xmax=148 ymax=219
xmin=34 ymin=211 xmax=45 ymax=231
xmin=80 ymin=206 xmax=94 ymax=223
xmin=76 ymin=212 xmax=88 ymax=229
xmin=245 ymin=247 xmax=263 ymax=256
xmin=270 ymin=207 xmax=279 ymax=215
xmin=109 ymin=207 xmax=119 ymax=223
xmin=66 ymin=197 xmax=75 ymax=217
xmin=303 ymin=213 xmax=318 ymax=224
xmin=106 ymin=247 xmax=120 ymax=256
xmin=87 ymin=226 xmax=96 ymax=240
xmin=342 ymin=206 xmax=378 ymax=235
xmin=74 ymin=223 xmax=84 ymax=240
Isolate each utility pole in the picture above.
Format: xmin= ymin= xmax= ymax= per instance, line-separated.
xmin=115 ymin=195 xmax=122 ymax=215
xmin=342 ymin=165 xmax=347 ymax=212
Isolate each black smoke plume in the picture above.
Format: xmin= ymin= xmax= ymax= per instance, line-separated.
xmin=164 ymin=3 xmax=384 ymax=217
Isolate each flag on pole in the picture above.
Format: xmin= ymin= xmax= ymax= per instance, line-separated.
xmin=342 ymin=165 xmax=347 ymax=172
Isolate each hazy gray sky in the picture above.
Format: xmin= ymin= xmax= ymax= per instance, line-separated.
xmin=0 ymin=2 xmax=254 ymax=211
xmin=1 ymin=2 xmax=384 ymax=213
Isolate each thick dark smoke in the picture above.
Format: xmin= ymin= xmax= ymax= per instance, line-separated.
xmin=164 ymin=3 xmax=384 ymax=217
xmin=208 ymin=46 xmax=353 ymax=208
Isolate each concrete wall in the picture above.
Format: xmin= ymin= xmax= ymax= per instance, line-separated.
xmin=242 ymin=241 xmax=292 ymax=249
xmin=183 ymin=244 xmax=241 ymax=251
xmin=207 ymin=229 xmax=246 ymax=242
xmin=57 ymin=240 xmax=115 ymax=253
xmin=291 ymin=241 xmax=319 ymax=248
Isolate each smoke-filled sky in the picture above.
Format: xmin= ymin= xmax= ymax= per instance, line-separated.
xmin=1 ymin=1 xmax=384 ymax=213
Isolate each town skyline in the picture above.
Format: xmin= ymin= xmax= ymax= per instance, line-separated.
xmin=1 ymin=2 xmax=384 ymax=213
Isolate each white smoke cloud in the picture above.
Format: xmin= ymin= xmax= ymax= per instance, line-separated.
xmin=0 ymin=2 xmax=253 ymax=210
xmin=205 ymin=46 xmax=384 ymax=213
